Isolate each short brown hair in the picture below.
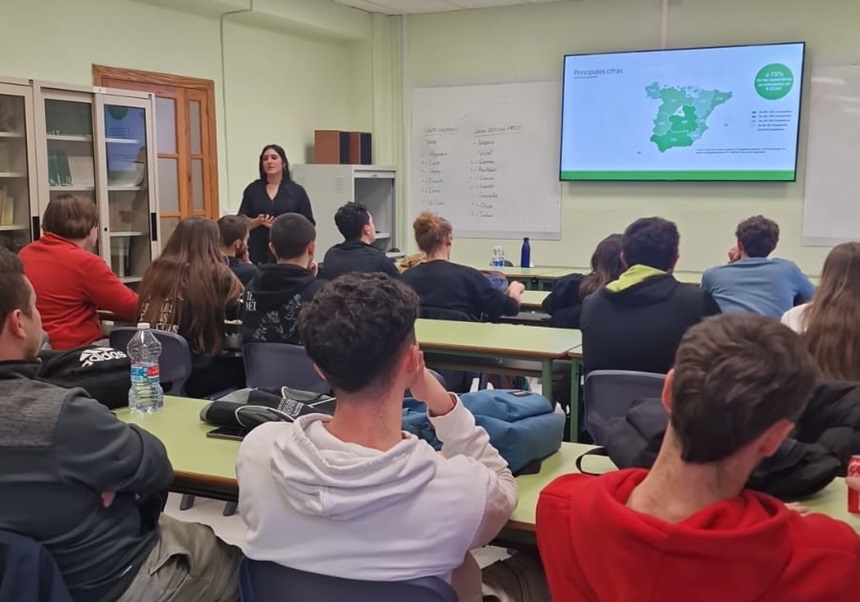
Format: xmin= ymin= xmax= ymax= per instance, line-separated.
xmin=670 ymin=314 xmax=816 ymax=464
xmin=299 ymin=273 xmax=418 ymax=393
xmin=218 ymin=215 xmax=250 ymax=247
xmin=413 ymin=211 xmax=452 ymax=254
xmin=0 ymin=247 xmax=31 ymax=333
xmin=42 ymin=194 xmax=98 ymax=240
xmin=270 ymin=213 xmax=315 ymax=260
xmin=736 ymin=215 xmax=779 ymax=258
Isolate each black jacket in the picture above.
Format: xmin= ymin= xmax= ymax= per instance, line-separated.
xmin=228 ymin=256 xmax=259 ymax=286
xmin=580 ymin=273 xmax=721 ymax=376
xmin=542 ymin=273 xmax=586 ymax=328
xmin=0 ymin=361 xmax=173 ymax=602
xmin=795 ymin=381 xmax=860 ymax=473
xmin=242 ymin=264 xmax=327 ymax=344
xmin=319 ymin=240 xmax=399 ymax=281
xmin=238 ymin=179 xmax=315 ymax=264
xmin=401 ymin=260 xmax=519 ymax=322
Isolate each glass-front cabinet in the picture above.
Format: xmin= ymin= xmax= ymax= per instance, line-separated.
xmin=96 ymin=94 xmax=158 ymax=286
xmin=31 ymin=83 xmax=159 ymax=287
xmin=0 ymin=81 xmax=38 ymax=252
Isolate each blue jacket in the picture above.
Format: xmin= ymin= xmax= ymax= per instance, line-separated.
xmin=0 ymin=530 xmax=73 ymax=602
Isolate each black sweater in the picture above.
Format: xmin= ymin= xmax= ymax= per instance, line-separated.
xmin=401 ymin=260 xmax=519 ymax=321
xmin=542 ymin=273 xmax=586 ymax=329
xmin=238 ymin=179 xmax=315 ymax=264
xmin=580 ymin=274 xmax=721 ymax=376
xmin=242 ymin=264 xmax=327 ymax=344
xmin=319 ymin=240 xmax=399 ymax=281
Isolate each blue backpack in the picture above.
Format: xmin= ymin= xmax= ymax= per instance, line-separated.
xmin=402 ymin=389 xmax=565 ymax=474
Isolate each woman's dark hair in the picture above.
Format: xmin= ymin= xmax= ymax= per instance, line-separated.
xmin=258 ymin=144 xmax=291 ymax=182
xmin=138 ymin=217 xmax=243 ymax=356
xmin=579 ymin=233 xmax=624 ymax=298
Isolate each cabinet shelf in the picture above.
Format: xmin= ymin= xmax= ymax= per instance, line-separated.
xmin=49 ymin=185 xmax=95 ymax=191
xmin=108 ymin=185 xmax=143 ymax=191
xmin=106 ymin=138 xmax=140 ymax=145
xmin=0 ymin=172 xmax=26 ymax=178
xmin=0 ymin=225 xmax=29 ymax=231
xmin=110 ymin=231 xmax=147 ymax=237
xmin=46 ymin=134 xmax=93 ymax=142
xmin=0 ymin=131 xmax=24 ymax=139
xmin=119 ymin=276 xmax=142 ymax=284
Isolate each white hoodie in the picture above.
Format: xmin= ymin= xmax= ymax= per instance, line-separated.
xmin=236 ymin=399 xmax=518 ymax=595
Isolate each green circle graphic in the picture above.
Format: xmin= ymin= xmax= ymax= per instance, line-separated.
xmin=755 ymin=63 xmax=794 ymax=100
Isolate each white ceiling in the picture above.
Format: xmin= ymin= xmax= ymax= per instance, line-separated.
xmin=331 ymin=0 xmax=570 ymax=15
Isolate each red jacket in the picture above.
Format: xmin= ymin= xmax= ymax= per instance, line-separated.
xmin=19 ymin=233 xmax=139 ymax=350
xmin=537 ymin=469 xmax=860 ymax=602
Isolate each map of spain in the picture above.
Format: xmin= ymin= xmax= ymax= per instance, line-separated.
xmin=646 ymin=83 xmax=733 ymax=152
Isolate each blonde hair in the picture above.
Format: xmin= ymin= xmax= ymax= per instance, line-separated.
xmin=802 ymin=242 xmax=860 ymax=380
xmin=399 ymin=252 xmax=427 ymax=272
xmin=413 ymin=211 xmax=452 ymax=254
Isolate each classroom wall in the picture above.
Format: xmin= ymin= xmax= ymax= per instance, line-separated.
xmin=0 ymin=0 xmax=377 ymax=214
xmin=404 ymin=0 xmax=860 ymax=275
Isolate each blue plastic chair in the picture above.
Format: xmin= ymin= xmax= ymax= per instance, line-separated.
xmin=243 ymin=343 xmax=329 ymax=394
xmin=239 ymin=559 xmax=458 ymax=602
xmin=0 ymin=530 xmax=73 ymax=602
xmin=583 ymin=370 xmax=666 ymax=445
xmin=109 ymin=327 xmax=193 ymax=396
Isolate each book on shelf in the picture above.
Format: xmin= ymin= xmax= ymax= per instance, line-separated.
xmin=48 ymin=151 xmax=93 ymax=187
xmin=0 ymin=188 xmax=14 ymax=226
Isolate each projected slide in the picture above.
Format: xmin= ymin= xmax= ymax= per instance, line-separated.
xmin=560 ymin=43 xmax=805 ymax=181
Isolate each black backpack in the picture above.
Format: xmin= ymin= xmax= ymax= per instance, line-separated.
xmin=577 ymin=397 xmax=842 ymax=500
xmin=37 ymin=346 xmax=131 ymax=409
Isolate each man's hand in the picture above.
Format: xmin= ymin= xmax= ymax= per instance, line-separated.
xmin=728 ymin=245 xmax=741 ymax=263
xmin=250 ymin=214 xmax=268 ymax=228
xmin=409 ymin=351 xmax=455 ymax=417
xmin=506 ymin=281 xmax=525 ymax=301
xmin=101 ymin=491 xmax=116 ymax=508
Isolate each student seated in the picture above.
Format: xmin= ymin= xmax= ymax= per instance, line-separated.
xmin=236 ymin=273 xmax=518 ymax=602
xmin=218 ymin=214 xmax=258 ymax=286
xmin=538 ymin=314 xmax=860 ymax=601
xmin=18 ymin=194 xmax=139 ymax=350
xmin=242 ymin=213 xmax=327 ymax=344
xmin=0 ymin=247 xmax=240 ymax=602
xmin=580 ymin=217 xmax=720 ymax=377
xmin=318 ymin=203 xmax=399 ymax=280
xmin=542 ymin=233 xmax=623 ymax=329
xmin=401 ymin=211 xmax=524 ymax=321
xmin=702 ymin=215 xmax=814 ymax=317
xmin=782 ymin=242 xmax=860 ymax=380
xmin=138 ymin=217 xmax=245 ymax=398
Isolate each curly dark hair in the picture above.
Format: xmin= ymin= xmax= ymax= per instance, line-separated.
xmin=299 ymin=273 xmax=418 ymax=393
xmin=334 ymin=203 xmax=371 ymax=241
xmin=621 ymin=217 xmax=679 ymax=271
xmin=735 ymin=215 xmax=779 ymax=258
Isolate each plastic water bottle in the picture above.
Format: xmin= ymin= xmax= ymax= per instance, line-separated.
xmin=127 ymin=322 xmax=164 ymax=413
xmin=491 ymin=245 xmax=505 ymax=267
xmin=520 ymin=237 xmax=531 ymax=268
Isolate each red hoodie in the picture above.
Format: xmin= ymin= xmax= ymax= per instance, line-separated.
xmin=537 ymin=469 xmax=860 ymax=602
xmin=19 ymin=233 xmax=139 ymax=350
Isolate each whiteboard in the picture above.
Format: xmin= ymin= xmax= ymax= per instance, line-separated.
xmin=802 ymin=65 xmax=860 ymax=246
xmin=411 ymin=82 xmax=562 ymax=240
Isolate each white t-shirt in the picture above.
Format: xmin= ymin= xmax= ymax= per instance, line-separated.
xmin=781 ymin=302 xmax=811 ymax=333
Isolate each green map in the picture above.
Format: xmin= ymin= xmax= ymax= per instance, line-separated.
xmin=646 ymin=83 xmax=733 ymax=152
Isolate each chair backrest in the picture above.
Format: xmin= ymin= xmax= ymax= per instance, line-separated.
xmin=243 ymin=343 xmax=329 ymax=394
xmin=584 ymin=370 xmax=666 ymax=445
xmin=109 ymin=327 xmax=193 ymax=396
xmin=0 ymin=530 xmax=73 ymax=602
xmin=239 ymin=559 xmax=457 ymax=602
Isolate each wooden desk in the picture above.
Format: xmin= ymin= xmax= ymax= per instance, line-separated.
xmin=520 ymin=290 xmax=549 ymax=311
xmin=416 ymin=319 xmax=582 ymax=436
xmin=471 ymin=266 xmax=573 ymax=290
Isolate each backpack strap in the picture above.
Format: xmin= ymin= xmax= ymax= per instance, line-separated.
xmin=575 ymin=447 xmax=610 ymax=476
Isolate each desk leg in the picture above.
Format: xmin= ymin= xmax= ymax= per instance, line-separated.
xmin=569 ymin=359 xmax=581 ymax=442
xmin=540 ymin=360 xmax=553 ymax=400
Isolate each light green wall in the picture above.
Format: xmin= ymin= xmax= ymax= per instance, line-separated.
xmin=404 ymin=0 xmax=860 ymax=275
xmin=0 ymin=0 xmax=377 ymax=215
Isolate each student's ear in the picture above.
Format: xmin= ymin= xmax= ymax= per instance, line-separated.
xmin=661 ymin=369 xmax=675 ymax=412
xmin=268 ymin=242 xmax=277 ymax=258
xmin=307 ymin=240 xmax=316 ymax=258
xmin=758 ymin=419 xmax=794 ymax=458
xmin=4 ymin=309 xmax=27 ymax=341
xmin=402 ymin=343 xmax=421 ymax=375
